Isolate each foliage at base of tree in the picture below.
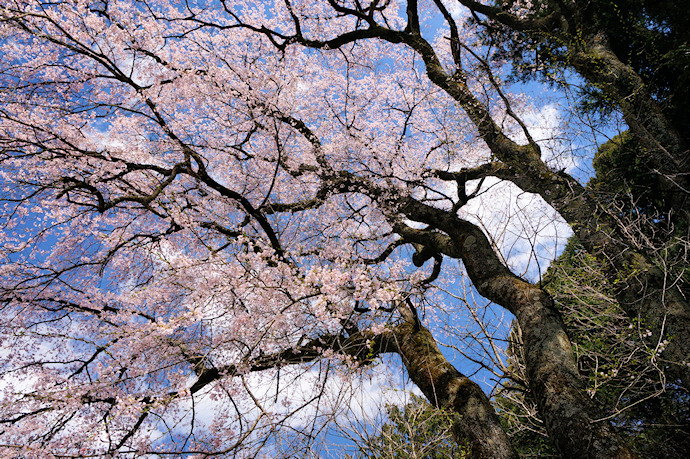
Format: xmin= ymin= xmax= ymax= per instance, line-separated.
xmin=349 ymin=395 xmax=466 ymax=459
xmin=496 ymin=238 xmax=690 ymax=458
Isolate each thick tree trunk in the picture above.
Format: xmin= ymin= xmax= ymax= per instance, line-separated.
xmin=407 ymin=21 xmax=689 ymax=392
xmin=455 ymin=223 xmax=636 ymax=459
xmin=392 ymin=320 xmax=518 ymax=459
xmin=440 ymin=7 xmax=690 ymax=385
xmin=396 ymin=200 xmax=637 ymax=458
xmin=306 ymin=7 xmax=648 ymax=453
xmin=509 ymin=168 xmax=690 ymax=390
xmin=454 ymin=143 xmax=690 ymax=391
xmin=570 ymin=32 xmax=690 ymax=210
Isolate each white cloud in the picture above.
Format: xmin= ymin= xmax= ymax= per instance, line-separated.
xmin=509 ymin=103 xmax=581 ymax=173
xmin=461 ymin=177 xmax=572 ymax=281
xmin=158 ymin=357 xmax=418 ymax=455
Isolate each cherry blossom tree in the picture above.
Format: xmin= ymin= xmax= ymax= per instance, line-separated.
xmin=1 ymin=1 xmax=681 ymax=457
xmin=456 ymin=0 xmax=690 ymax=392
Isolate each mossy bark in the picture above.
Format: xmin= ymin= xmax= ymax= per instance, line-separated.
xmin=393 ymin=321 xmax=518 ymax=459
xmin=396 ymin=199 xmax=637 ymax=458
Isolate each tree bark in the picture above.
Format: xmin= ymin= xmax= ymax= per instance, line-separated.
xmin=434 ymin=100 xmax=690 ymax=390
xmin=392 ymin=320 xmax=518 ymax=459
xmin=395 ymin=199 xmax=637 ymax=458
xmin=570 ymin=32 xmax=690 ymax=210
xmin=486 ymin=164 xmax=690 ymax=390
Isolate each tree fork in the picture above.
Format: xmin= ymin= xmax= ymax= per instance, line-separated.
xmin=395 ymin=199 xmax=637 ymax=458
xmin=439 ymin=141 xmax=690 ymax=391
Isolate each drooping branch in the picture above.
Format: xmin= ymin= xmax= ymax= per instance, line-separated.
xmin=186 ymin=329 xmax=397 ymax=396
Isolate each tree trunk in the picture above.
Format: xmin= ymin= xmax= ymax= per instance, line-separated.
xmin=517 ymin=170 xmax=690 ymax=390
xmin=396 ymin=199 xmax=637 ymax=458
xmin=457 ymin=224 xmax=636 ymax=459
xmin=570 ymin=32 xmax=690 ymax=209
xmin=393 ymin=320 xmax=518 ymax=459
xmin=473 ymin=151 xmax=690 ymax=391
